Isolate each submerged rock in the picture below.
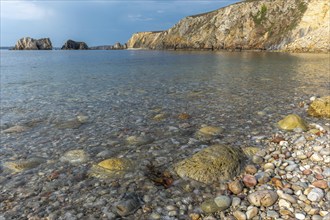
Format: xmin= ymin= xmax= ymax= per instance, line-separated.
xmin=60 ymin=149 xmax=89 ymax=164
xmin=3 ymin=157 xmax=46 ymax=172
xmin=115 ymin=193 xmax=142 ymax=217
xmin=126 ymin=135 xmax=154 ymax=146
xmin=88 ymin=158 xmax=134 ymax=178
xmin=195 ymin=126 xmax=223 ymax=141
xmin=277 ymin=114 xmax=308 ymax=131
xmin=55 ymin=119 xmax=84 ymax=129
xmin=308 ymin=96 xmax=330 ymax=118
xmin=2 ymin=125 xmax=29 ymax=133
xmin=174 ymin=145 xmax=245 ymax=184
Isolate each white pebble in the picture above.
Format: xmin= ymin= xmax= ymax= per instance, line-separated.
xmin=295 ymin=213 xmax=305 ymax=220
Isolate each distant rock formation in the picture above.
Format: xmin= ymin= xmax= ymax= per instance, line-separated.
xmin=13 ymin=37 xmax=52 ymax=50
xmin=89 ymin=42 xmax=127 ymax=50
xmin=127 ymin=0 xmax=329 ymax=52
xmin=61 ymin=40 xmax=89 ymax=50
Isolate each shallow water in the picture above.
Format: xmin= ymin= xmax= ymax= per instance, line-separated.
xmin=0 ymin=50 xmax=329 ymax=218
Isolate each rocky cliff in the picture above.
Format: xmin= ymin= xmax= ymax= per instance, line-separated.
xmin=61 ymin=40 xmax=89 ymax=50
xmin=127 ymin=0 xmax=329 ymax=52
xmin=13 ymin=37 xmax=52 ymax=50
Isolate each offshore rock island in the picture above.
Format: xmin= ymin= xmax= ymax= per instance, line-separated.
xmin=127 ymin=0 xmax=329 ymax=52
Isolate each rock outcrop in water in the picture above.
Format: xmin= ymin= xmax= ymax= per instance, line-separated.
xmin=13 ymin=37 xmax=52 ymax=50
xmin=127 ymin=0 xmax=329 ymax=52
xmin=61 ymin=39 xmax=89 ymax=50
xmin=89 ymin=42 xmax=127 ymax=50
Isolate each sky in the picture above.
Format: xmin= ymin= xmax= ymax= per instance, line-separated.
xmin=1 ymin=0 xmax=241 ymax=47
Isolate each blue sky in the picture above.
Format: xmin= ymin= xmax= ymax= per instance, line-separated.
xmin=1 ymin=0 xmax=241 ymax=47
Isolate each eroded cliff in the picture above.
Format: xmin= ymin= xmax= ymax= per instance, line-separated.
xmin=127 ymin=0 xmax=329 ymax=52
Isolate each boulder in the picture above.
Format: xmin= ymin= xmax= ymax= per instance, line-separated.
xmin=61 ymin=39 xmax=89 ymax=50
xmin=277 ymin=114 xmax=308 ymax=131
xmin=13 ymin=37 xmax=52 ymax=50
xmin=174 ymin=145 xmax=246 ymax=184
xmin=308 ymin=96 xmax=330 ymax=118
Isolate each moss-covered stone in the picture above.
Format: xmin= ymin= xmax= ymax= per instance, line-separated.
xmin=174 ymin=145 xmax=245 ymax=184
xmin=277 ymin=114 xmax=308 ymax=131
xmin=3 ymin=157 xmax=46 ymax=173
xmin=308 ymin=96 xmax=330 ymax=118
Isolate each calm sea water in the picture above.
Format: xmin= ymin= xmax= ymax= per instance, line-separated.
xmin=1 ymin=50 xmax=329 ymax=154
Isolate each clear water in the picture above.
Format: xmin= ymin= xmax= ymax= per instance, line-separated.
xmin=1 ymin=50 xmax=329 ymax=154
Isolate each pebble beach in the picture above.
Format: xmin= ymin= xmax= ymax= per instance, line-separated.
xmin=1 ymin=94 xmax=329 ymax=220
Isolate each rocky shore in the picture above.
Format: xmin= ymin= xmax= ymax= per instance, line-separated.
xmin=0 ymin=96 xmax=329 ymax=219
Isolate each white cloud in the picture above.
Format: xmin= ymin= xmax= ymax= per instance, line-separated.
xmin=127 ymin=14 xmax=153 ymax=22
xmin=0 ymin=1 xmax=54 ymax=20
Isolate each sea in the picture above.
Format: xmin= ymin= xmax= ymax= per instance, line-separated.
xmin=0 ymin=49 xmax=329 ymax=218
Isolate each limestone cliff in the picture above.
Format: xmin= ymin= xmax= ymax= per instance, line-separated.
xmin=127 ymin=0 xmax=329 ymax=52
xmin=13 ymin=37 xmax=52 ymax=50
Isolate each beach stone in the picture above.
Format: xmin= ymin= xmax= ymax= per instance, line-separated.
xmin=174 ymin=145 xmax=245 ymax=184
xmin=88 ymin=158 xmax=134 ymax=178
xmin=264 ymin=163 xmax=275 ymax=170
xmin=312 ymin=180 xmax=328 ymax=189
xmin=277 ymin=190 xmax=297 ymax=204
xmin=278 ymin=199 xmax=293 ymax=212
xmin=310 ymin=153 xmax=323 ymax=162
xmin=252 ymin=155 xmax=263 ymax=164
xmin=247 ymin=190 xmax=278 ymax=207
xmin=228 ymin=180 xmax=243 ymax=194
xmin=2 ymin=125 xmax=28 ymax=133
xmin=200 ymin=199 xmax=220 ymax=213
xmin=277 ymin=114 xmax=308 ymax=131
xmin=3 ymin=157 xmax=46 ymax=172
xmin=115 ymin=193 xmax=142 ymax=217
xmin=178 ymin=113 xmax=191 ymax=120
xmin=153 ymin=113 xmax=166 ymax=121
xmin=246 ymin=207 xmax=258 ymax=219
xmin=195 ymin=126 xmax=223 ymax=141
xmin=243 ymin=174 xmax=257 ymax=188
xmin=233 ymin=210 xmax=246 ymax=220
xmin=295 ymin=213 xmax=306 ymax=220
xmin=214 ymin=195 xmax=231 ymax=211
xmin=285 ymin=164 xmax=298 ymax=172
xmin=231 ymin=197 xmax=241 ymax=208
xmin=307 ymin=188 xmax=324 ymax=202
xmin=267 ymin=210 xmax=279 ymax=218
xmin=323 ymin=168 xmax=330 ymax=177
xmin=60 ymin=149 xmax=89 ymax=164
xmin=255 ymin=172 xmax=270 ymax=184
xmin=245 ymin=165 xmax=257 ymax=174
xmin=308 ymin=96 xmax=330 ymax=118
xmin=242 ymin=147 xmax=259 ymax=157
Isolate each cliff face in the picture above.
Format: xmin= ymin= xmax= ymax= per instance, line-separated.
xmin=13 ymin=37 xmax=52 ymax=50
xmin=127 ymin=0 xmax=329 ymax=52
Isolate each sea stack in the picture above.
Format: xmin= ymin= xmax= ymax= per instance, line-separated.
xmin=61 ymin=40 xmax=89 ymax=50
xmin=13 ymin=37 xmax=53 ymax=50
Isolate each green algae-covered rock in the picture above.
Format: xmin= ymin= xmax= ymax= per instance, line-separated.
xmin=278 ymin=114 xmax=308 ymax=131
xmin=174 ymin=145 xmax=245 ymax=184
xmin=88 ymin=158 xmax=134 ymax=178
xmin=308 ymin=96 xmax=330 ymax=118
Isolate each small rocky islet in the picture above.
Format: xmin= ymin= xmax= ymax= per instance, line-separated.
xmin=0 ymin=96 xmax=329 ymax=219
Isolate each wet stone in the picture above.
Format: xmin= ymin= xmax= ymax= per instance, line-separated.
xmin=195 ymin=126 xmax=223 ymax=141
xmin=247 ymin=190 xmax=278 ymax=207
xmin=115 ymin=193 xmax=142 ymax=217
xmin=60 ymin=150 xmax=89 ymax=164
xmin=3 ymin=157 xmax=46 ymax=172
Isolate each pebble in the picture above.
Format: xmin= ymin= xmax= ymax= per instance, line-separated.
xmin=228 ymin=180 xmax=243 ymax=194
xmin=115 ymin=193 xmax=142 ymax=217
xmin=264 ymin=163 xmax=275 ymax=170
xmin=310 ymin=153 xmax=323 ymax=162
xmin=214 ymin=195 xmax=231 ymax=211
xmin=277 ymin=190 xmax=297 ymax=204
xmin=243 ymin=175 xmax=257 ymax=188
xmin=245 ymin=207 xmax=258 ymax=219
xmin=285 ymin=164 xmax=298 ymax=172
xmin=312 ymin=180 xmax=328 ymax=189
xmin=295 ymin=213 xmax=306 ymax=220
xmin=233 ymin=210 xmax=247 ymax=220
xmin=245 ymin=165 xmax=258 ymax=174
xmin=247 ymin=190 xmax=278 ymax=207
xmin=307 ymin=188 xmax=324 ymax=202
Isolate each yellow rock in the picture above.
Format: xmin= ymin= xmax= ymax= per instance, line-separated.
xmin=308 ymin=96 xmax=330 ymax=118
xmin=174 ymin=145 xmax=245 ymax=184
xmin=89 ymin=158 xmax=134 ymax=178
xmin=153 ymin=113 xmax=166 ymax=121
xmin=278 ymin=114 xmax=308 ymax=131
xmin=195 ymin=126 xmax=223 ymax=141
xmin=98 ymin=158 xmax=133 ymax=170
xmin=4 ymin=157 xmax=45 ymax=173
